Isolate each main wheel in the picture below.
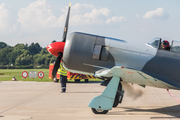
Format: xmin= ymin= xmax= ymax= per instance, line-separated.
xmin=119 ymin=94 xmax=124 ymax=103
xmin=91 ymin=108 xmax=108 ymax=114
xmin=113 ymin=93 xmax=124 ymax=107
xmin=113 ymin=82 xmax=123 ymax=107
xmin=113 ymin=93 xmax=120 ymax=107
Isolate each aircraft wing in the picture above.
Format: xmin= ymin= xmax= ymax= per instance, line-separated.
xmin=94 ymin=66 xmax=124 ymax=78
xmin=94 ymin=66 xmax=177 ymax=90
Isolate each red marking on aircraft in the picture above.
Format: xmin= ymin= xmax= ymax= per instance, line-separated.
xmin=126 ymin=71 xmax=135 ymax=74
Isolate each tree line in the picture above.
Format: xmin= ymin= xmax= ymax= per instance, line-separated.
xmin=0 ymin=41 xmax=56 ymax=69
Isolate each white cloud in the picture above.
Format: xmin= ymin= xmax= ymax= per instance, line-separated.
xmin=0 ymin=3 xmax=16 ymax=33
xmin=0 ymin=3 xmax=9 ymax=29
xmin=0 ymin=1 xmax=126 ymax=47
xmin=99 ymin=7 xmax=110 ymax=16
xmin=71 ymin=3 xmax=110 ymax=17
xmin=143 ymin=8 xmax=170 ymax=19
xmin=70 ymin=4 xmax=112 ymax=26
xmin=17 ymin=0 xmax=64 ymax=32
xmin=65 ymin=3 xmax=94 ymax=15
xmin=70 ymin=8 xmax=109 ymax=25
xmin=105 ymin=16 xmax=126 ymax=24
xmin=17 ymin=0 xmax=125 ymax=31
xmin=136 ymin=14 xmax=140 ymax=18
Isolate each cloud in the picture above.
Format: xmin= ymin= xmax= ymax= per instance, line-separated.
xmin=0 ymin=3 xmax=9 ymax=29
xmin=64 ymin=3 xmax=94 ymax=15
xmin=17 ymin=0 xmax=125 ymax=31
xmin=70 ymin=3 xmax=126 ymax=26
xmin=1 ymin=0 xmax=126 ymax=47
xmin=136 ymin=14 xmax=140 ymax=18
xmin=0 ymin=3 xmax=16 ymax=33
xmin=70 ymin=3 xmax=115 ymax=26
xmin=70 ymin=7 xmax=111 ymax=26
xmin=17 ymin=0 xmax=63 ymax=32
xmin=143 ymin=8 xmax=170 ymax=19
xmin=105 ymin=16 xmax=126 ymax=24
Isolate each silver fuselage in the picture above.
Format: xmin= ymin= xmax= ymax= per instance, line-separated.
xmin=63 ymin=32 xmax=180 ymax=90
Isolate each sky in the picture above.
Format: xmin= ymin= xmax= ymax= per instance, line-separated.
xmin=0 ymin=0 xmax=180 ymax=47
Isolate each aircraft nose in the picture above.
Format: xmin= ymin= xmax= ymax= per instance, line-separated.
xmin=47 ymin=42 xmax=65 ymax=57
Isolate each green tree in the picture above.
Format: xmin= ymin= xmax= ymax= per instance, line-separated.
xmin=15 ymin=57 xmax=21 ymax=66
xmin=28 ymin=43 xmax=42 ymax=55
xmin=0 ymin=47 xmax=13 ymax=65
xmin=14 ymin=43 xmax=27 ymax=50
xmin=0 ymin=42 xmax=7 ymax=49
xmin=21 ymin=55 xmax=33 ymax=65
xmin=0 ymin=42 xmax=56 ymax=69
xmin=8 ymin=44 xmax=27 ymax=65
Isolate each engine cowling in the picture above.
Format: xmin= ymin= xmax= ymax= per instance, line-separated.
xmin=63 ymin=32 xmax=115 ymax=75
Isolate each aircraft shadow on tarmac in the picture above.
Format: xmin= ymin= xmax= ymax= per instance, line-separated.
xmin=109 ymin=105 xmax=180 ymax=118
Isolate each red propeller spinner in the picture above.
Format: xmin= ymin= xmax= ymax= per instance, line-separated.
xmin=47 ymin=42 xmax=65 ymax=57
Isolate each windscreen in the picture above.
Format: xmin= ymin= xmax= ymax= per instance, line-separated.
xmin=147 ymin=38 xmax=161 ymax=49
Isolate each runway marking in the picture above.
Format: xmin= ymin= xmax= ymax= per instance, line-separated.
xmin=166 ymin=89 xmax=180 ymax=104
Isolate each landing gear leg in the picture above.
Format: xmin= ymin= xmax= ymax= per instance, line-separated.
xmin=88 ymin=76 xmax=120 ymax=114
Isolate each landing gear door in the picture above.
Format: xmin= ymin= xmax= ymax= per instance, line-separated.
xmin=170 ymin=40 xmax=180 ymax=52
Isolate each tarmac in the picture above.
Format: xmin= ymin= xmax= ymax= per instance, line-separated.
xmin=0 ymin=81 xmax=180 ymax=120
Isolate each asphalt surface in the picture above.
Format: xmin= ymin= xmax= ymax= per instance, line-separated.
xmin=0 ymin=81 xmax=180 ymax=120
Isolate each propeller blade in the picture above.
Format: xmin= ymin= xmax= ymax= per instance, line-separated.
xmin=51 ymin=52 xmax=63 ymax=79
xmin=62 ymin=2 xmax=71 ymax=42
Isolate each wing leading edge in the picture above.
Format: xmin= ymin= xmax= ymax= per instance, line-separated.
xmin=94 ymin=66 xmax=178 ymax=90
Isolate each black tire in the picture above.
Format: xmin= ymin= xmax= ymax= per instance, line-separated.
xmin=113 ymin=91 xmax=124 ymax=107
xmin=119 ymin=94 xmax=124 ymax=103
xmin=113 ymin=82 xmax=123 ymax=107
xmin=113 ymin=93 xmax=120 ymax=107
xmin=85 ymin=79 xmax=89 ymax=83
xmin=91 ymin=108 xmax=108 ymax=114
xmin=75 ymin=79 xmax=80 ymax=83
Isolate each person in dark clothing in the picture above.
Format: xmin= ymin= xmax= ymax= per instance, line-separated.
xmin=162 ymin=40 xmax=170 ymax=51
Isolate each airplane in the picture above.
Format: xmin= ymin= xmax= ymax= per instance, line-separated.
xmin=47 ymin=3 xmax=180 ymax=114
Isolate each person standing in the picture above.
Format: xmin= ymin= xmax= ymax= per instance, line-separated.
xmin=58 ymin=62 xmax=68 ymax=93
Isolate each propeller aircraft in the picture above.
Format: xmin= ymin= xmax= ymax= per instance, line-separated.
xmin=47 ymin=3 xmax=180 ymax=114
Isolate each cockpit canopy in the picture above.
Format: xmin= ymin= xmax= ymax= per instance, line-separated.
xmin=171 ymin=40 xmax=180 ymax=52
xmin=147 ymin=38 xmax=180 ymax=53
xmin=147 ymin=37 xmax=161 ymax=49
